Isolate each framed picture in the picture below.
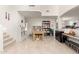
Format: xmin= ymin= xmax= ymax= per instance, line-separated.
xmin=8 ymin=13 xmax=10 ymax=20
xmin=5 ymin=12 xmax=7 ymax=19
xmin=5 ymin=12 xmax=10 ymax=20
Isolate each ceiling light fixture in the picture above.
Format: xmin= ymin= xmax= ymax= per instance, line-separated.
xmin=29 ymin=5 xmax=35 ymax=7
xmin=46 ymin=10 xmax=50 ymax=12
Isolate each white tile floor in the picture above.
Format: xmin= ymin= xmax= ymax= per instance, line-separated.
xmin=3 ymin=36 xmax=76 ymax=54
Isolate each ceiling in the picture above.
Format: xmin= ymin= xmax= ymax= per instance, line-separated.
xmin=19 ymin=11 xmax=58 ymax=19
xmin=19 ymin=11 xmax=41 ymax=18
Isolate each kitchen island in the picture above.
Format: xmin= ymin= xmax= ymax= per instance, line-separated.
xmin=62 ymin=33 xmax=79 ymax=53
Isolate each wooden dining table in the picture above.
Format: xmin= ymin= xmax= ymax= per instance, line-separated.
xmin=32 ymin=31 xmax=44 ymax=40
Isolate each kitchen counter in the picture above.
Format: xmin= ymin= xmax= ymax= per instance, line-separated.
xmin=63 ymin=33 xmax=79 ymax=40
xmin=62 ymin=33 xmax=79 ymax=53
xmin=63 ymin=33 xmax=79 ymax=44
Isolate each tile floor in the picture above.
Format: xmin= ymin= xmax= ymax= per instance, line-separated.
xmin=3 ymin=36 xmax=76 ymax=54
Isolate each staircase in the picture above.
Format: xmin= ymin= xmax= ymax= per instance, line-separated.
xmin=3 ymin=32 xmax=15 ymax=48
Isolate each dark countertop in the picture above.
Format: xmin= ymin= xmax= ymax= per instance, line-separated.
xmin=63 ymin=33 xmax=79 ymax=39
xmin=63 ymin=33 xmax=79 ymax=44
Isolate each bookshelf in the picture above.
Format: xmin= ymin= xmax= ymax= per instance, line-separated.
xmin=42 ymin=21 xmax=50 ymax=34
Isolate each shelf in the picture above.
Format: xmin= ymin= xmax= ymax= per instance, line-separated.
xmin=42 ymin=21 xmax=50 ymax=34
xmin=4 ymin=39 xmax=15 ymax=48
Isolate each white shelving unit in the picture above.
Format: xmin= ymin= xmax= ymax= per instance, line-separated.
xmin=3 ymin=32 xmax=15 ymax=48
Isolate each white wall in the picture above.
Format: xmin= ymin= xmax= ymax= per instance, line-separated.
xmin=0 ymin=6 xmax=25 ymax=42
xmin=5 ymin=11 xmax=24 ymax=42
xmin=0 ymin=25 xmax=3 ymax=51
